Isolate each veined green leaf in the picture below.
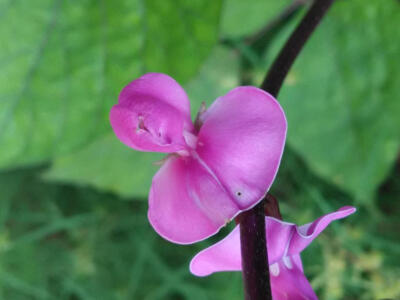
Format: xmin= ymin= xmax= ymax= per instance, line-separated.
xmin=0 ymin=0 xmax=222 ymax=169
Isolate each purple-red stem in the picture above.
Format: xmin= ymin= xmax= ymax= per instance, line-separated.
xmin=261 ymin=0 xmax=336 ymax=97
xmin=240 ymin=201 xmax=270 ymax=300
xmin=239 ymin=0 xmax=336 ymax=299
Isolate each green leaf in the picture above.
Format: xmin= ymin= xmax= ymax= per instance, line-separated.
xmin=220 ymin=0 xmax=291 ymax=38
xmin=0 ymin=0 xmax=222 ymax=170
xmin=43 ymin=134 xmax=163 ymax=199
xmin=186 ymin=46 xmax=240 ymax=114
xmin=0 ymin=168 xmax=246 ymax=299
xmin=43 ymin=46 xmax=239 ymax=198
xmin=277 ymin=0 xmax=400 ymax=200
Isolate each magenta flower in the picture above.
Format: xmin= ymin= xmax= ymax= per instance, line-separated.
xmin=190 ymin=206 xmax=356 ymax=299
xmin=110 ymin=73 xmax=287 ymax=244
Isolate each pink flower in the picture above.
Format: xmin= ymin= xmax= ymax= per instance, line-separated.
xmin=190 ymin=206 xmax=356 ymax=299
xmin=110 ymin=73 xmax=287 ymax=244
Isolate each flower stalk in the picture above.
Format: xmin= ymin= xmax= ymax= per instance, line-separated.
xmin=240 ymin=201 xmax=271 ymax=300
xmin=261 ymin=0 xmax=336 ymax=97
xmin=239 ymin=0 xmax=336 ymax=299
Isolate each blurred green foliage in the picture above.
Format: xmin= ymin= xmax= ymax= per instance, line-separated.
xmin=1 ymin=0 xmax=400 ymax=299
xmin=0 ymin=0 xmax=221 ymax=169
xmin=277 ymin=0 xmax=400 ymax=201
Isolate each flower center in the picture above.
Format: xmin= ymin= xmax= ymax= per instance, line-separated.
xmin=136 ymin=115 xmax=149 ymax=132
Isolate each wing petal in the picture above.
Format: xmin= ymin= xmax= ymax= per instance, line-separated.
xmin=110 ymin=73 xmax=193 ymax=153
xmin=189 ymin=207 xmax=356 ymax=276
xmin=288 ymin=206 xmax=356 ymax=255
xmin=190 ymin=225 xmax=241 ymax=276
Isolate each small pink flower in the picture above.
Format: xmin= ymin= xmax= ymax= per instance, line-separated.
xmin=110 ymin=73 xmax=287 ymax=244
xmin=190 ymin=206 xmax=356 ymax=299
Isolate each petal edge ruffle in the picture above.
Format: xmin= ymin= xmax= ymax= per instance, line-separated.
xmin=190 ymin=207 xmax=356 ymax=275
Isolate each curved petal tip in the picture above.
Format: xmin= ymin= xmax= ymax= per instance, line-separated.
xmin=110 ymin=73 xmax=193 ymax=153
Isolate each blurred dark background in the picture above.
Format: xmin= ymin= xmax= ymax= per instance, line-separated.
xmin=1 ymin=0 xmax=399 ymax=299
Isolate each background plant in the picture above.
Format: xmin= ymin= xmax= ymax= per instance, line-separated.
xmin=0 ymin=0 xmax=399 ymax=299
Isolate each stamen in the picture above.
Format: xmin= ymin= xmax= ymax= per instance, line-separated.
xmin=137 ymin=115 xmax=149 ymax=132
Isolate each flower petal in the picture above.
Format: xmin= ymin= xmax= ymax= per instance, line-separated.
xmin=189 ymin=218 xmax=293 ymax=276
xmin=196 ymin=87 xmax=287 ymax=209
xmin=270 ymin=255 xmax=317 ymax=300
xmin=190 ymin=224 xmax=241 ymax=276
xmin=190 ymin=207 xmax=356 ymax=276
xmin=288 ymin=206 xmax=356 ymax=255
xmin=110 ymin=73 xmax=193 ymax=153
xmin=148 ymin=155 xmax=239 ymax=244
